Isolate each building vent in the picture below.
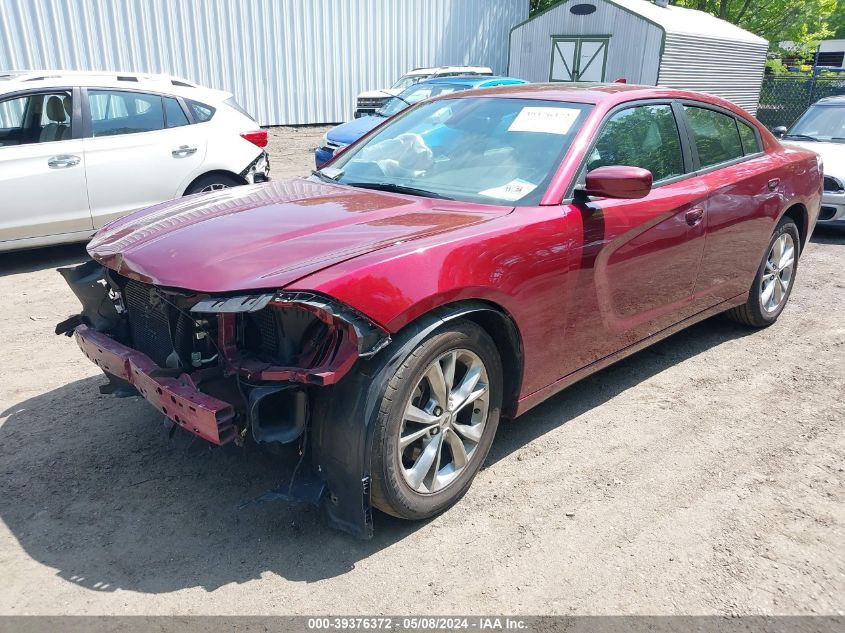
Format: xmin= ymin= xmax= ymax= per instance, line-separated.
xmin=570 ymin=3 xmax=597 ymax=15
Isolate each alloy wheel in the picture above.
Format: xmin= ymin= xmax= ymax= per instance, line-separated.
xmin=199 ymin=183 xmax=230 ymax=192
xmin=760 ymin=232 xmax=795 ymax=313
xmin=398 ymin=349 xmax=490 ymax=494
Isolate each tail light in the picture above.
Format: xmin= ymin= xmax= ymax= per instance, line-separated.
xmin=240 ymin=130 xmax=268 ymax=148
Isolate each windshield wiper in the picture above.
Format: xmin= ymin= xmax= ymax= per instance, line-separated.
xmin=345 ymin=181 xmax=454 ymax=200
xmin=378 ymin=90 xmax=412 ymax=107
xmin=783 ymin=133 xmax=818 ymax=141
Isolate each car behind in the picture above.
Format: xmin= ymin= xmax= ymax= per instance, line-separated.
xmin=0 ymin=70 xmax=269 ymax=252
xmin=776 ymin=95 xmax=845 ymax=227
xmin=316 ymin=75 xmax=527 ymax=167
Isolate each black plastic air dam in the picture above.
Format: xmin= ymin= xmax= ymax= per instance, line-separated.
xmin=248 ymin=386 xmax=307 ymax=444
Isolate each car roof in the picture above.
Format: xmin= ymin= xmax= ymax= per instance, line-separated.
xmin=404 ymin=66 xmax=492 ymax=76
xmin=438 ymin=81 xmax=749 ymax=112
xmin=814 ymin=95 xmax=845 ymax=105
xmin=0 ymin=70 xmax=229 ymax=102
xmin=412 ymin=76 xmax=525 ymax=88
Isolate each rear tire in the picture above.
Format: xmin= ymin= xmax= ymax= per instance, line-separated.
xmin=184 ymin=173 xmax=242 ymax=195
xmin=370 ymin=320 xmax=502 ymax=520
xmin=726 ymin=216 xmax=800 ymax=327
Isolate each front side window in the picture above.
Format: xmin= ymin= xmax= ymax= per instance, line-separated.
xmin=89 ymin=90 xmax=165 ymax=136
xmin=684 ymin=106 xmax=744 ymax=168
xmin=0 ymin=91 xmax=73 ymax=146
xmin=326 ymin=97 xmax=591 ymax=206
xmin=586 ymin=104 xmax=685 ymax=183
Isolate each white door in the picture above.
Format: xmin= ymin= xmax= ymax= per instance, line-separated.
xmin=0 ymin=90 xmax=92 ymax=243
xmin=550 ymin=37 xmax=609 ymax=82
xmin=83 ymin=89 xmax=207 ymax=228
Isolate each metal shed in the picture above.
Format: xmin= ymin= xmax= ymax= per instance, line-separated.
xmin=0 ymin=0 xmax=527 ymax=126
xmin=508 ymin=0 xmax=768 ymax=114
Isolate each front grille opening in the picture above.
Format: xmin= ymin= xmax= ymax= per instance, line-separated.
xmin=240 ymin=306 xmax=332 ymax=367
xmin=820 ymin=206 xmax=837 ymax=221
xmin=823 ymin=176 xmax=843 ymax=193
xmin=122 ymin=279 xmax=218 ymax=369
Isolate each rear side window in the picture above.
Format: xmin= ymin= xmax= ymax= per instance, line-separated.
xmin=187 ymin=99 xmax=215 ymax=122
xmin=164 ymin=97 xmax=189 ymax=128
xmin=89 ymin=90 xmax=164 ymax=136
xmin=737 ymin=120 xmax=761 ymax=155
xmin=587 ymin=104 xmax=685 ymax=182
xmin=684 ymin=106 xmax=744 ymax=168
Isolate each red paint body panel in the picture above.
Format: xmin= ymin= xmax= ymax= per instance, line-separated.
xmin=85 ymin=85 xmax=823 ymax=416
xmin=74 ymin=325 xmax=236 ymax=445
xmin=87 ymin=178 xmax=512 ymax=292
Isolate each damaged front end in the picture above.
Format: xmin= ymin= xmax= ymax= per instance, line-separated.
xmin=56 ymin=260 xmax=390 ymax=537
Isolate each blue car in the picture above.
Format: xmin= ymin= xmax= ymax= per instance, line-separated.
xmin=315 ymin=75 xmax=527 ymax=167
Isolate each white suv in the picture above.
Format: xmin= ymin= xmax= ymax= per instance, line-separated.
xmin=0 ymin=71 xmax=270 ymax=252
xmin=354 ymin=65 xmax=493 ymax=117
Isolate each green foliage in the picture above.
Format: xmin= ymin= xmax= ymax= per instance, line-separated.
xmin=529 ymin=0 xmax=559 ymax=16
xmin=765 ymin=59 xmax=789 ymax=76
xmin=673 ymin=0 xmax=837 ymax=47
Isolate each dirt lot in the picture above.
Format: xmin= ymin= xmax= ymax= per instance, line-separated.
xmin=0 ymin=126 xmax=843 ymax=616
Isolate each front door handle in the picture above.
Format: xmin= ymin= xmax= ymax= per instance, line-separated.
xmin=685 ymin=207 xmax=705 ymax=226
xmin=47 ymin=154 xmax=81 ymax=169
xmin=172 ymin=145 xmax=197 ymax=158
xmin=768 ymin=178 xmax=780 ymax=191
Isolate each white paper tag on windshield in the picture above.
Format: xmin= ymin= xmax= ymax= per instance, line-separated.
xmin=479 ymin=179 xmax=537 ymax=201
xmin=508 ymin=107 xmax=580 ymax=135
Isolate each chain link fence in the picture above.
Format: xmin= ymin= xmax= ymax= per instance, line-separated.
xmin=756 ymin=76 xmax=845 ymax=130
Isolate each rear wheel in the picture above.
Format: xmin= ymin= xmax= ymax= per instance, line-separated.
xmin=726 ymin=216 xmax=799 ymax=327
xmin=370 ymin=321 xmax=502 ymax=520
xmin=184 ymin=173 xmax=241 ymax=195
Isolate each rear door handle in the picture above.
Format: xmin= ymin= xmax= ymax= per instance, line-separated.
xmin=172 ymin=145 xmax=197 ymax=158
xmin=685 ymin=207 xmax=705 ymax=226
xmin=47 ymin=154 xmax=81 ymax=169
xmin=768 ymin=178 xmax=780 ymax=191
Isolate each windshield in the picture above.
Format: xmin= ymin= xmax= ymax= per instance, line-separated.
xmin=377 ymin=83 xmax=467 ymax=118
xmin=326 ymin=97 xmax=591 ymax=206
xmin=787 ymin=104 xmax=845 ymax=142
xmin=391 ymin=74 xmax=431 ymax=91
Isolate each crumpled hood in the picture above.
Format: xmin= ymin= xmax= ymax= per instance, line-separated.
xmin=327 ymin=115 xmax=382 ymax=146
xmin=87 ymin=178 xmax=512 ymax=293
xmin=783 ymin=140 xmax=845 ymax=178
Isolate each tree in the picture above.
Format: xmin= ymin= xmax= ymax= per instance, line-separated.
xmin=674 ymin=0 xmax=837 ymax=48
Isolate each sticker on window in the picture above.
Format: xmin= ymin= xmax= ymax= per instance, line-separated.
xmin=508 ymin=107 xmax=580 ymax=135
xmin=479 ymin=179 xmax=537 ymax=201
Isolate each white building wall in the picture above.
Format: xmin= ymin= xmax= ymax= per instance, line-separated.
xmin=0 ymin=0 xmax=527 ymax=125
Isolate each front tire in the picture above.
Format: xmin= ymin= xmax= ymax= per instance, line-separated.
xmin=726 ymin=216 xmax=800 ymax=327
xmin=370 ymin=320 xmax=502 ymax=520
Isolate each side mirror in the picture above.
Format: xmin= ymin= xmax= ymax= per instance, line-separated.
xmin=773 ymin=126 xmax=788 ymax=138
xmin=582 ymin=165 xmax=653 ymax=199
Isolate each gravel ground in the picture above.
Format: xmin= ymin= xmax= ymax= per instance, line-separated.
xmin=0 ymin=126 xmax=843 ymax=616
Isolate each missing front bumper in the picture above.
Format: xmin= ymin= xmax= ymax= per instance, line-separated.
xmin=73 ymin=324 xmax=238 ymax=445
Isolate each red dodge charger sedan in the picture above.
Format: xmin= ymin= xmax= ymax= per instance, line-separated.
xmin=57 ymin=84 xmax=822 ymax=537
